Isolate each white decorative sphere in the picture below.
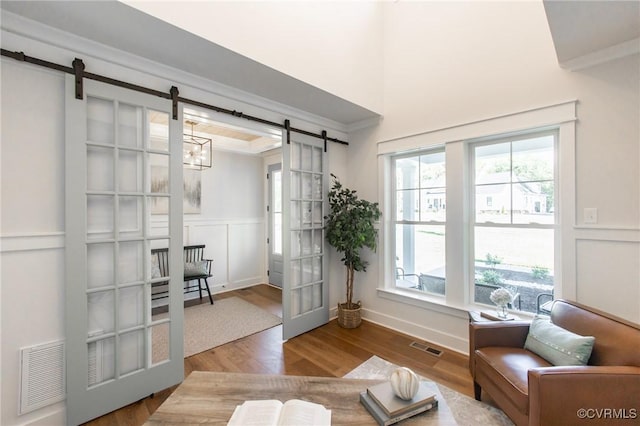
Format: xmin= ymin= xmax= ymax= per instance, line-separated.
xmin=389 ymin=367 xmax=420 ymax=400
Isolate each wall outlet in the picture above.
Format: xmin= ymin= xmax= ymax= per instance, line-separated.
xmin=584 ymin=207 xmax=598 ymax=224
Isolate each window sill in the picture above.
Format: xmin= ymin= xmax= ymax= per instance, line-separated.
xmin=376 ymin=287 xmax=468 ymax=319
xmin=376 ymin=287 xmax=536 ymax=321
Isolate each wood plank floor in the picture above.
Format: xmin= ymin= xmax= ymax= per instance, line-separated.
xmin=85 ymin=284 xmax=474 ymax=425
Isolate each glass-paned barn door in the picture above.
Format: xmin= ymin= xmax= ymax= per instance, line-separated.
xmin=65 ymin=76 xmax=183 ymax=425
xmin=282 ymin=132 xmax=329 ymax=340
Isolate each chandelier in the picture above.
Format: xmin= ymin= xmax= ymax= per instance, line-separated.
xmin=183 ymin=120 xmax=212 ymax=170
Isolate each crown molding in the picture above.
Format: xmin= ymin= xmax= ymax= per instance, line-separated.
xmin=0 ymin=11 xmax=349 ymax=137
xmin=346 ymin=115 xmax=382 ymax=133
xmin=560 ymin=38 xmax=640 ymax=71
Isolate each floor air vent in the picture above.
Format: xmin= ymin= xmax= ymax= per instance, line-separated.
xmin=410 ymin=341 xmax=443 ymax=357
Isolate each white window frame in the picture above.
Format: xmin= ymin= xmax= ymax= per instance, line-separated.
xmin=469 ymin=130 xmax=558 ymax=312
xmin=377 ymin=101 xmax=577 ymax=315
xmin=391 ymin=148 xmax=447 ymax=297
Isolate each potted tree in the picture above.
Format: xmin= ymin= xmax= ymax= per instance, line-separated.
xmin=325 ymin=174 xmax=382 ymax=328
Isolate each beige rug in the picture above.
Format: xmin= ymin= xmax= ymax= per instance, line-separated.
xmin=344 ymin=355 xmax=514 ymax=426
xmin=153 ymin=297 xmax=282 ymax=359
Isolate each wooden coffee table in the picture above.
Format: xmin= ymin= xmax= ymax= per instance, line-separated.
xmin=145 ymin=371 xmax=458 ymax=425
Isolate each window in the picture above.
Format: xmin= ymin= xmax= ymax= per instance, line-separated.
xmin=393 ymin=150 xmax=446 ymax=295
xmin=379 ymin=102 xmax=574 ymax=317
xmin=272 ymin=168 xmax=282 ymax=255
xmin=472 ymin=132 xmax=555 ymax=313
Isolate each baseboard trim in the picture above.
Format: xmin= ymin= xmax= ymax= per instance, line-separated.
xmin=21 ymin=406 xmax=66 ymax=426
xmin=328 ymin=304 xmax=468 ymax=354
xmin=362 ymin=307 xmax=468 ymax=355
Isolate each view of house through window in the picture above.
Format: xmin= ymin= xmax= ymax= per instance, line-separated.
xmin=473 ymin=133 xmax=555 ymax=314
xmin=390 ymin=131 xmax=556 ymax=314
xmin=393 ymin=150 xmax=446 ymax=295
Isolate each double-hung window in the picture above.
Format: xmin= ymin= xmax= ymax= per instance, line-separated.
xmin=393 ymin=149 xmax=446 ymax=295
xmin=381 ymin=101 xmax=574 ymax=317
xmin=388 ymin=131 xmax=557 ymax=312
xmin=472 ymin=132 xmax=556 ymax=313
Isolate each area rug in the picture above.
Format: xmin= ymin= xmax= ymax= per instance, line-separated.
xmin=344 ymin=355 xmax=514 ymax=426
xmin=153 ymin=297 xmax=282 ymax=359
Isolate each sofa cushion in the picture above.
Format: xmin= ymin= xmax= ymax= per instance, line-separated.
xmin=475 ymin=347 xmax=551 ymax=413
xmin=524 ymin=316 xmax=595 ymax=366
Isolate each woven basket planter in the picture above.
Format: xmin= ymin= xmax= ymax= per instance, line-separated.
xmin=337 ymin=302 xmax=362 ymax=328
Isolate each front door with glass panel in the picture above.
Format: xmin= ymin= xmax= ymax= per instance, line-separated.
xmin=65 ymin=76 xmax=184 ymax=425
xmin=282 ymin=133 xmax=329 ymax=340
xmin=268 ymin=163 xmax=283 ymax=287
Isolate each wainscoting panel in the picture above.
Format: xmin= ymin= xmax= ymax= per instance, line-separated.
xmin=1 ymin=244 xmax=67 ymax=424
xmin=576 ymin=238 xmax=640 ymax=323
xmin=173 ymin=217 xmax=266 ymax=294
xmin=187 ymin=223 xmax=229 ymax=286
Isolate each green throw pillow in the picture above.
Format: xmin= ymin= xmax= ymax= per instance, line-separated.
xmin=524 ymin=316 xmax=595 ymax=366
xmin=184 ymin=260 xmax=208 ymax=278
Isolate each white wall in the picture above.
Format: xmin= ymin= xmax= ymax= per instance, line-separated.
xmin=183 ymin=149 xmax=265 ymax=294
xmin=1 ymin=61 xmax=68 ymax=426
xmin=0 ymin=22 xmax=348 ymax=426
xmin=344 ymin=1 xmax=639 ymax=352
xmin=123 ymin=0 xmax=384 ymax=114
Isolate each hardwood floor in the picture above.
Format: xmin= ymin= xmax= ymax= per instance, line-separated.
xmin=85 ymin=284 xmax=474 ymax=425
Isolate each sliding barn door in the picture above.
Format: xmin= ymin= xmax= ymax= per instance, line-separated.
xmin=65 ymin=76 xmax=184 ymax=424
xmin=282 ymin=132 xmax=329 ymax=340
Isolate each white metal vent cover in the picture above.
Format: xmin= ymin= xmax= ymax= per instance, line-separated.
xmin=19 ymin=340 xmax=66 ymax=414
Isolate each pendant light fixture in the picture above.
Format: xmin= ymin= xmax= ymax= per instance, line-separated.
xmin=183 ymin=120 xmax=212 ymax=170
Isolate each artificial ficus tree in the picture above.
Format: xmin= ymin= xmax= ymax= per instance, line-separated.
xmin=325 ymin=174 xmax=382 ymax=309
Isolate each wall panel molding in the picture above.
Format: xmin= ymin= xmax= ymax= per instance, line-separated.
xmin=574 ymin=226 xmax=640 ymax=242
xmin=179 ymin=217 xmax=266 ymax=293
xmin=0 ymin=232 xmax=65 ymax=253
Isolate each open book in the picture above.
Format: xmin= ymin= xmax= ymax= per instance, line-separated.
xmin=227 ymin=399 xmax=331 ymax=426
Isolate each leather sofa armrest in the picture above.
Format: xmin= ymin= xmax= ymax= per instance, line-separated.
xmin=528 ymin=366 xmax=640 ymax=426
xmin=469 ymin=321 xmax=531 ymax=350
xmin=468 ymin=320 xmax=530 ymax=375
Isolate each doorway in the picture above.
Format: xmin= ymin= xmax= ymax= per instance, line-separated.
xmin=180 ymin=108 xmax=283 ymax=294
xmin=177 ymin=109 xmax=330 ymax=341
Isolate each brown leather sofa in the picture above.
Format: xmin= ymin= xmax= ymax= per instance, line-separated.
xmin=469 ymin=299 xmax=640 ymax=426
